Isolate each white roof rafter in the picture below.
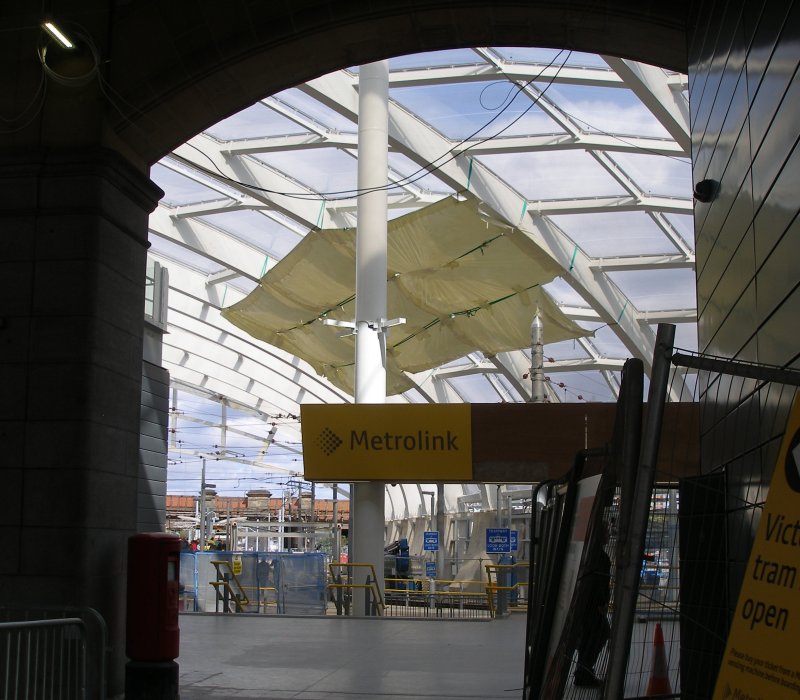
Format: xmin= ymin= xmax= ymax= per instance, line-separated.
xmin=149 ymin=48 xmax=698 ymax=491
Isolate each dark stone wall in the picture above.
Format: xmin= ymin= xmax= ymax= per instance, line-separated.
xmin=139 ymin=361 xmax=170 ymax=531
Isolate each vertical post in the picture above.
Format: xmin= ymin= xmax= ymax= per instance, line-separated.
xmin=310 ymin=481 xmax=316 ymax=550
xmin=530 ymin=311 xmax=545 ymax=403
xmin=332 ymin=484 xmax=340 ymax=563
xmin=350 ymin=60 xmax=390 ymax=614
xmin=436 ymin=483 xmax=445 ymax=581
xmin=199 ymin=459 xmax=206 ymax=552
xmin=665 ymin=488 xmax=680 ymax=604
xmin=605 ymin=324 xmax=675 ymax=699
xmin=297 ymin=481 xmax=303 ymax=545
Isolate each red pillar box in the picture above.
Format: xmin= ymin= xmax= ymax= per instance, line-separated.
xmin=126 ymin=533 xmax=181 ymax=662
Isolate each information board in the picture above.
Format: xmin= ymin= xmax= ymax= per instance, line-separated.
xmin=423 ymin=531 xmax=439 ymax=551
xmin=486 ymin=527 xmax=511 ymax=553
xmin=714 ymin=395 xmax=800 ymax=698
xmin=302 ymin=404 xmax=472 ymax=481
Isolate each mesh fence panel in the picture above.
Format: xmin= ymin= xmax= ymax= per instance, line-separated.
xmin=180 ymin=551 xmax=326 ymax=615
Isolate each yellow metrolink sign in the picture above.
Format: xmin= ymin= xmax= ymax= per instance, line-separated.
xmin=301 ymin=404 xmax=472 ymax=481
xmin=714 ymin=394 xmax=800 ymax=699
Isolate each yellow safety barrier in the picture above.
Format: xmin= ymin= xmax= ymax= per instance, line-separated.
xmin=209 ymin=560 xmax=250 ymax=612
xmin=327 ymin=563 xmax=385 ymax=616
xmin=238 ymin=586 xmax=279 ymax=613
xmin=384 ymin=578 xmax=493 ymax=619
xmin=484 ymin=563 xmax=529 ymax=618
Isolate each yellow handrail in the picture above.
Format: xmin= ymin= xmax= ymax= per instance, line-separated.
xmin=484 ymin=563 xmax=528 ymax=616
xmin=210 ymin=560 xmax=250 ymax=611
xmin=239 ymin=585 xmax=279 ymax=612
xmin=327 ymin=562 xmax=385 ymax=614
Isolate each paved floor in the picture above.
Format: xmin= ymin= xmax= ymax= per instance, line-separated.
xmin=178 ymin=612 xmax=526 ymax=699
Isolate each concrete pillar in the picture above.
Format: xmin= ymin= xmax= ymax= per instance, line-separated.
xmin=350 ymin=60 xmax=389 ymax=613
xmin=0 ymin=147 xmax=162 ymax=696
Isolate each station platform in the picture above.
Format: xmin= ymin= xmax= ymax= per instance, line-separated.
xmin=178 ymin=612 xmax=526 ymax=699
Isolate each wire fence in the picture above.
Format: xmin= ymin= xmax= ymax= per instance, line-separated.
xmin=180 ymin=551 xmax=328 ymax=615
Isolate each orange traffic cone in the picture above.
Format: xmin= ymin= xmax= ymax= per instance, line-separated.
xmin=645 ymin=623 xmax=673 ymax=696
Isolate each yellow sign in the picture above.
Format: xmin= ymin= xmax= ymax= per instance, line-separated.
xmin=714 ymin=394 xmax=800 ymax=699
xmin=301 ymin=404 xmax=472 ymax=481
xmin=232 ymin=555 xmax=242 ymax=576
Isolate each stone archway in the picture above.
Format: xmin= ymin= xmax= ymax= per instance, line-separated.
xmin=105 ymin=1 xmax=689 ymax=164
xmin=1 ymin=2 xmax=693 ymax=696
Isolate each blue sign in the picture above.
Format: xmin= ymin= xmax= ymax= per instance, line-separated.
xmin=486 ymin=527 xmax=511 ymax=553
xmin=510 ymin=530 xmax=518 ymax=551
xmin=423 ymin=531 xmax=439 ymax=551
xmin=425 ymin=561 xmax=437 ymax=578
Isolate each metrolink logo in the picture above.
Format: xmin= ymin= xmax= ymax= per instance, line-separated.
xmin=350 ymin=429 xmax=459 ymax=452
xmin=316 ymin=427 xmax=343 ymax=456
xmin=315 ymin=427 xmax=461 ymax=456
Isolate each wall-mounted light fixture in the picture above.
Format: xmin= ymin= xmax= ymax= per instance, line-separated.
xmin=38 ymin=20 xmax=100 ymax=87
xmin=693 ymin=179 xmax=719 ymax=203
xmin=42 ymin=21 xmax=75 ymax=49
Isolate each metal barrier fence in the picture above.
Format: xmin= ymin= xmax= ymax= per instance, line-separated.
xmin=180 ymin=551 xmax=530 ymax=620
xmin=328 ymin=563 xmax=385 ymax=616
xmin=0 ymin=608 xmax=106 ymax=700
xmin=181 ymin=551 xmax=327 ymax=615
xmin=384 ymin=579 xmax=493 ymax=619
xmin=0 ymin=618 xmax=87 ymax=699
xmin=326 ymin=572 xmax=529 ymax=619
xmin=485 ymin=563 xmax=528 ymax=617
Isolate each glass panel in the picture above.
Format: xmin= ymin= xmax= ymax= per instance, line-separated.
xmin=390 ymin=82 xmax=562 ymax=140
xmin=494 ymin=47 xmax=611 ymax=69
xmin=610 ymin=152 xmax=692 ymax=198
xmin=551 ymin=211 xmax=677 ymax=257
xmin=254 ymin=147 xmax=363 ymax=195
xmin=389 ymin=48 xmax=486 ymax=70
xmin=199 ymin=210 xmax=305 ymax=260
xmin=540 ymin=82 xmax=672 ymax=138
xmin=270 ymin=87 xmax=357 ymax=133
xmin=478 ymin=149 xmax=627 ymax=199
xmin=206 ymin=102 xmax=305 ymax=140
xmin=151 ymin=163 xmax=226 ymax=206
xmin=607 ymin=268 xmax=697 ymax=311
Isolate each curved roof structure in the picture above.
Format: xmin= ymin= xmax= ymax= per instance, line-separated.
xmin=149 ymin=48 xmax=697 ymax=497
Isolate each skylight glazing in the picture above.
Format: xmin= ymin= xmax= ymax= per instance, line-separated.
xmin=147 ymin=47 xmax=698 ymax=495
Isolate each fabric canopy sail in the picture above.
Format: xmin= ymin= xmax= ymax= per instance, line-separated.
xmin=222 ymin=196 xmax=589 ymax=396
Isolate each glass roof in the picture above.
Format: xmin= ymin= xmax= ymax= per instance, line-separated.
xmin=147 ymin=47 xmax=697 ymax=497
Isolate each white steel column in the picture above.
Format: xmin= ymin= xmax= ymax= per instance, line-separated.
xmin=530 ymin=312 xmax=546 ymax=403
xmin=351 ymin=60 xmax=389 ymax=614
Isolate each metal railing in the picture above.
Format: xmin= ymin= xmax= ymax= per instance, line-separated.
xmin=181 ymin=551 xmax=328 ymax=615
xmin=1 ymin=618 xmax=87 ymax=699
xmin=485 ymin=563 xmax=529 ymax=618
xmin=384 ymin=578 xmax=493 ymax=619
xmin=209 ymin=559 xmax=250 ymax=612
xmin=325 ymin=563 xmax=531 ymax=620
xmin=327 ymin=563 xmax=385 ymax=616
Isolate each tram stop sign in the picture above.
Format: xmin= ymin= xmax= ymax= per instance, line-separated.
xmin=486 ymin=527 xmax=511 ymax=553
xmin=423 ymin=531 xmax=439 ymax=551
